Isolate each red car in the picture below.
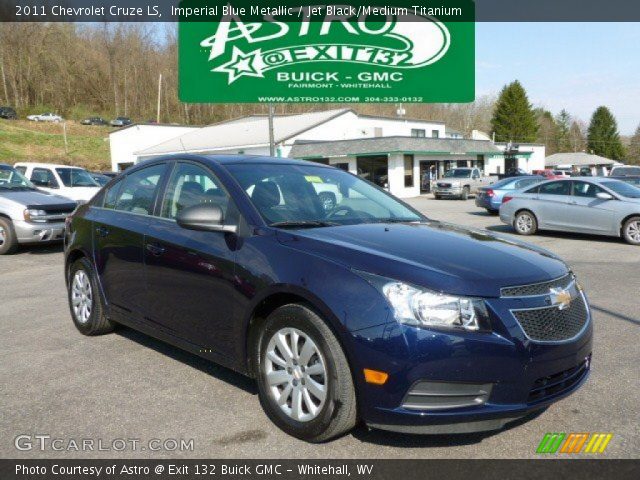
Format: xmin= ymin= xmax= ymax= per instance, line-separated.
xmin=532 ymin=169 xmax=564 ymax=179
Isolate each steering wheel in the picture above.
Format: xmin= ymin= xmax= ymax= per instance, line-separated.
xmin=325 ymin=205 xmax=356 ymax=220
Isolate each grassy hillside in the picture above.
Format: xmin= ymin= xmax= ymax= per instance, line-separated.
xmin=0 ymin=120 xmax=111 ymax=171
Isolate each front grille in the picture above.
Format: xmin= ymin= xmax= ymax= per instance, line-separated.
xmin=501 ymin=273 xmax=573 ymax=297
xmin=512 ymin=294 xmax=589 ymax=342
xmin=437 ymin=182 xmax=451 ymax=188
xmin=528 ymin=357 xmax=590 ymax=403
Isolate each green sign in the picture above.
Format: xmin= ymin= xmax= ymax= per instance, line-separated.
xmin=179 ymin=1 xmax=475 ymax=103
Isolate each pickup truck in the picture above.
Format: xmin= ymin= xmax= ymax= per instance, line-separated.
xmin=0 ymin=164 xmax=77 ymax=254
xmin=432 ymin=168 xmax=496 ymax=200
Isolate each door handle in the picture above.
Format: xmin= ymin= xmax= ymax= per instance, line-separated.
xmin=145 ymin=243 xmax=166 ymax=256
xmin=95 ymin=226 xmax=110 ymax=237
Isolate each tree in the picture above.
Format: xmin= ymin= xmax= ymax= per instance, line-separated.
xmin=555 ymin=109 xmax=572 ymax=152
xmin=490 ymin=80 xmax=538 ymax=143
xmin=587 ymin=106 xmax=625 ymax=160
xmin=569 ymin=120 xmax=587 ymax=152
xmin=628 ymin=124 xmax=640 ymax=165
xmin=535 ymin=108 xmax=559 ymax=155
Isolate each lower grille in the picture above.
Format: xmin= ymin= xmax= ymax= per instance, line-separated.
xmin=402 ymin=381 xmax=492 ymax=411
xmin=528 ymin=357 xmax=590 ymax=403
xmin=512 ymin=294 xmax=589 ymax=342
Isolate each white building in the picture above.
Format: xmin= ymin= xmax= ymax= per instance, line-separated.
xmin=109 ymin=109 xmax=526 ymax=198
xmin=487 ymin=143 xmax=547 ymax=175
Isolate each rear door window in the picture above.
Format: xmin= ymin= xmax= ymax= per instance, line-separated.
xmin=538 ymin=181 xmax=571 ymax=196
xmin=113 ymin=164 xmax=166 ymax=216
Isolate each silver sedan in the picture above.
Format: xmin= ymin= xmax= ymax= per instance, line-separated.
xmin=499 ymin=177 xmax=640 ymax=245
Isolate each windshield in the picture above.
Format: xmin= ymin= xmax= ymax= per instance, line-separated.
xmin=225 ymin=163 xmax=424 ymax=227
xmin=613 ymin=167 xmax=640 ymax=176
xmin=443 ymin=169 xmax=472 ymax=178
xmin=55 ymin=168 xmax=99 ymax=187
xmin=0 ymin=165 xmax=36 ymax=190
xmin=601 ymin=180 xmax=640 ymax=198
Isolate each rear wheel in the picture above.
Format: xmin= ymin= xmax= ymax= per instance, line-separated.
xmin=622 ymin=217 xmax=640 ymax=245
xmin=0 ymin=217 xmax=18 ymax=255
xmin=514 ymin=210 xmax=538 ymax=236
xmin=486 ymin=208 xmax=499 ymax=216
xmin=255 ymin=304 xmax=357 ymax=442
xmin=68 ymin=257 xmax=115 ymax=335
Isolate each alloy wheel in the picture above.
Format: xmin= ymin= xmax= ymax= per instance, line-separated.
xmin=71 ymin=270 xmax=93 ymax=324
xmin=516 ymin=214 xmax=533 ymax=233
xmin=0 ymin=226 xmax=5 ymax=246
xmin=264 ymin=328 xmax=327 ymax=422
xmin=627 ymin=221 xmax=640 ymax=243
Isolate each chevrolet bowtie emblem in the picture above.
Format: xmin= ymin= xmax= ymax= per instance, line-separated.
xmin=550 ymin=287 xmax=572 ymax=310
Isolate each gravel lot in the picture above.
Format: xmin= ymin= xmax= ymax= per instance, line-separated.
xmin=1 ymin=197 xmax=638 ymax=459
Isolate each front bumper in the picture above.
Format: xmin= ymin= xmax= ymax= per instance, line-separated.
xmin=14 ymin=219 xmax=66 ymax=244
xmin=349 ymin=291 xmax=593 ymax=434
xmin=433 ymin=186 xmax=463 ymax=197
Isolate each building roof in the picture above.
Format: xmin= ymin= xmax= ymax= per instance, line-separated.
xmin=289 ymin=137 xmax=501 ymax=158
xmin=108 ymin=123 xmax=202 ymax=135
xmin=545 ymin=152 xmax=616 ymax=167
xmin=135 ymin=109 xmax=353 ymax=155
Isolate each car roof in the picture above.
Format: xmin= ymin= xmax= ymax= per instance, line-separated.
xmin=135 ymin=154 xmax=333 ymax=169
xmin=13 ymin=162 xmax=85 ymax=169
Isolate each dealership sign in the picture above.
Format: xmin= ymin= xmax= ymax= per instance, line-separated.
xmin=179 ymin=1 xmax=475 ymax=103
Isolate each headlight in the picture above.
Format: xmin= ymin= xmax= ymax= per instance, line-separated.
xmin=23 ymin=209 xmax=47 ymax=222
xmin=356 ymin=271 xmax=490 ymax=332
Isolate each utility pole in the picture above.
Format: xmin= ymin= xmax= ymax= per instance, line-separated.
xmin=156 ymin=73 xmax=162 ymax=124
xmin=268 ymin=104 xmax=275 ymax=156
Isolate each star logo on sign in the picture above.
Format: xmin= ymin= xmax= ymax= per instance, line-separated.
xmin=213 ymin=47 xmax=264 ymax=84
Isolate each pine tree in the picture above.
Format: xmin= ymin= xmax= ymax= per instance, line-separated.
xmin=628 ymin=124 xmax=640 ymax=165
xmin=490 ymin=81 xmax=539 ymax=143
xmin=555 ymin=109 xmax=572 ymax=152
xmin=587 ymin=106 xmax=625 ymax=160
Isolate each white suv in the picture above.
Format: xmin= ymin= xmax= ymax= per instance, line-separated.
xmin=14 ymin=163 xmax=101 ymax=203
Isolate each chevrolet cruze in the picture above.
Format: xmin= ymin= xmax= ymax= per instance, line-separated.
xmin=64 ymin=155 xmax=592 ymax=442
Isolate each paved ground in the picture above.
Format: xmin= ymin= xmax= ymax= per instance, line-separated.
xmin=1 ymin=197 xmax=638 ymax=459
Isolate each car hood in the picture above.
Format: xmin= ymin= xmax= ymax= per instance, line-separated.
xmin=0 ymin=189 xmax=76 ymax=208
xmin=57 ymin=186 xmax=100 ymax=201
xmin=276 ymin=221 xmax=568 ymax=298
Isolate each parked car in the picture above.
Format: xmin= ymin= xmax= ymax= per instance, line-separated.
xmin=27 ymin=112 xmax=63 ymax=123
xmin=81 ymin=117 xmax=108 ymax=126
xmin=0 ymin=164 xmax=76 ymax=254
xmin=0 ymin=106 xmax=17 ymax=119
xmin=89 ymin=171 xmax=112 ymax=186
xmin=610 ymin=165 xmax=640 ymax=176
xmin=432 ymin=167 xmax=495 ymax=200
xmin=14 ymin=162 xmax=101 ymax=203
xmin=553 ymin=170 xmax=571 ymax=178
xmin=65 ymin=155 xmax=592 ymax=441
xmin=532 ymin=169 xmax=563 ymax=179
xmin=500 ymin=177 xmax=640 ymax=245
xmin=475 ymin=176 xmax=544 ymax=214
xmin=110 ymin=117 xmax=132 ymax=127
xmin=496 ymin=167 xmax=530 ymax=180
xmin=610 ymin=175 xmax=640 ymax=188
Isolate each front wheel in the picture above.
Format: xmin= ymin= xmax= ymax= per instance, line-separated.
xmin=622 ymin=216 xmax=640 ymax=245
xmin=68 ymin=257 xmax=115 ymax=335
xmin=0 ymin=217 xmax=18 ymax=255
xmin=255 ymin=304 xmax=357 ymax=442
xmin=514 ymin=210 xmax=538 ymax=236
xmin=460 ymin=187 xmax=470 ymax=200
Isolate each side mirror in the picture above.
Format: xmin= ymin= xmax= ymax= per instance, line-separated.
xmin=596 ymin=192 xmax=614 ymax=201
xmin=176 ymin=203 xmax=237 ymax=233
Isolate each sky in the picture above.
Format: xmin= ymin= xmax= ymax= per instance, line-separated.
xmin=475 ymin=22 xmax=640 ymax=135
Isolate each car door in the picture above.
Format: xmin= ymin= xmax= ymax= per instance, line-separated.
xmin=533 ymin=180 xmax=572 ymax=229
xmin=91 ymin=162 xmax=168 ymax=318
xmin=565 ymin=181 xmax=617 ymax=233
xmin=30 ymin=167 xmax=59 ymax=194
xmin=143 ymin=161 xmax=240 ymax=356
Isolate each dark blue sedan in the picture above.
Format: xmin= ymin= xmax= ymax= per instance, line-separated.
xmin=64 ymin=155 xmax=592 ymax=441
xmin=476 ymin=176 xmax=545 ymax=213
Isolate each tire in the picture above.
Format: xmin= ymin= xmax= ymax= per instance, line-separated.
xmin=318 ymin=192 xmax=337 ymax=212
xmin=460 ymin=186 xmax=470 ymax=200
xmin=67 ymin=257 xmax=115 ymax=335
xmin=622 ymin=216 xmax=640 ymax=245
xmin=0 ymin=217 xmax=18 ymax=255
xmin=486 ymin=209 xmax=499 ymax=216
xmin=255 ymin=304 xmax=357 ymax=442
xmin=434 ymin=194 xmax=441 ymax=200
xmin=514 ymin=210 xmax=538 ymax=236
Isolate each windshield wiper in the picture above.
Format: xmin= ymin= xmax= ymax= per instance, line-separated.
xmin=269 ymin=220 xmax=339 ymax=229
